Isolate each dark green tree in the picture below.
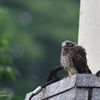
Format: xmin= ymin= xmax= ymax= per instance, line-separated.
xmin=0 ymin=8 xmax=23 ymax=100
xmin=1 ymin=0 xmax=80 ymax=98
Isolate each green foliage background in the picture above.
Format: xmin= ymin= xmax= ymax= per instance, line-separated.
xmin=1 ymin=0 xmax=80 ymax=99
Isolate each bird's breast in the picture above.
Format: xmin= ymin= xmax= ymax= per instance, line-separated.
xmin=61 ymin=53 xmax=73 ymax=70
xmin=60 ymin=53 xmax=78 ymax=75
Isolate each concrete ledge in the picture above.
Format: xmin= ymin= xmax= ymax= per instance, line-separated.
xmin=76 ymin=74 xmax=100 ymax=87
xmin=25 ymin=74 xmax=100 ymax=100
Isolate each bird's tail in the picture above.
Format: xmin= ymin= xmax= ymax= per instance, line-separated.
xmin=88 ymin=68 xmax=92 ymax=74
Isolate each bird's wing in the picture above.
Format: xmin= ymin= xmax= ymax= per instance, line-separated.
xmin=71 ymin=46 xmax=91 ymax=74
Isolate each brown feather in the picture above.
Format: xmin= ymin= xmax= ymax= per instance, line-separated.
xmin=60 ymin=40 xmax=92 ymax=75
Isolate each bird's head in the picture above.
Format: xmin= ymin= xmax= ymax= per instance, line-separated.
xmin=61 ymin=40 xmax=76 ymax=48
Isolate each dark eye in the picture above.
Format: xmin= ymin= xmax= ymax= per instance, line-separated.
xmin=67 ymin=43 xmax=73 ymax=47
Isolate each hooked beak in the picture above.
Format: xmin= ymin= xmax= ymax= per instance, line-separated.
xmin=62 ymin=42 xmax=66 ymax=47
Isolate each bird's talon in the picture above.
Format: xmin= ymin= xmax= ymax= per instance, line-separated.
xmin=64 ymin=75 xmax=70 ymax=78
xmin=71 ymin=73 xmax=76 ymax=76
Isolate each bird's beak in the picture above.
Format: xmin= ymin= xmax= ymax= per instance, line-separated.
xmin=62 ymin=42 xmax=66 ymax=47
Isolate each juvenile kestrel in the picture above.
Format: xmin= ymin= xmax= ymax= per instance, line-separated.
xmin=60 ymin=40 xmax=92 ymax=76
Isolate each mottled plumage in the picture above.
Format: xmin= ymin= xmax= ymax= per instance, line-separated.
xmin=60 ymin=40 xmax=92 ymax=76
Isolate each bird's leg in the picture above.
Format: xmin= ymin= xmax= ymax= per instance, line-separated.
xmin=64 ymin=73 xmax=76 ymax=79
xmin=71 ymin=73 xmax=76 ymax=76
xmin=64 ymin=75 xmax=70 ymax=78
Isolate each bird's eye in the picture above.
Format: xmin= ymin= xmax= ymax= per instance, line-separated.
xmin=67 ymin=43 xmax=73 ymax=47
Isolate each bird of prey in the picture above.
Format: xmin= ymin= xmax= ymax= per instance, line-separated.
xmin=60 ymin=40 xmax=92 ymax=76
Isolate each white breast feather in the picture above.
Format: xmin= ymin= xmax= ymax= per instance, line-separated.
xmin=60 ymin=53 xmax=78 ymax=75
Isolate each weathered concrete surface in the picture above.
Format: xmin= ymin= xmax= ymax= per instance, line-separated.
xmin=92 ymin=88 xmax=100 ymax=100
xmin=25 ymin=74 xmax=100 ymax=100
xmin=76 ymin=74 xmax=100 ymax=87
xmin=49 ymin=88 xmax=89 ymax=100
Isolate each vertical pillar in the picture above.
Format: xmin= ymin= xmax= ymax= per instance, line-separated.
xmin=78 ymin=0 xmax=100 ymax=74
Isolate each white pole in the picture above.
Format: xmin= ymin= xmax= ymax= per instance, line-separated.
xmin=78 ymin=0 xmax=100 ymax=74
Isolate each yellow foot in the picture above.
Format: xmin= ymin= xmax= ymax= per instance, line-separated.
xmin=64 ymin=75 xmax=70 ymax=79
xmin=71 ymin=73 xmax=76 ymax=76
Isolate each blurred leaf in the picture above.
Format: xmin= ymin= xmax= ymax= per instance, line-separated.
xmin=1 ymin=38 xmax=8 ymax=45
xmin=0 ymin=97 xmax=7 ymax=100
xmin=0 ymin=65 xmax=4 ymax=72
xmin=12 ymin=67 xmax=20 ymax=77
xmin=5 ymin=55 xmax=13 ymax=65
xmin=0 ymin=65 xmax=4 ymax=79
xmin=1 ymin=0 xmax=80 ymax=98
xmin=9 ymin=95 xmax=23 ymax=100
xmin=0 ymin=8 xmax=6 ymax=13
xmin=0 ymin=22 xmax=6 ymax=28
xmin=5 ymin=66 xmax=16 ymax=81
xmin=0 ymin=7 xmax=22 ymax=100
